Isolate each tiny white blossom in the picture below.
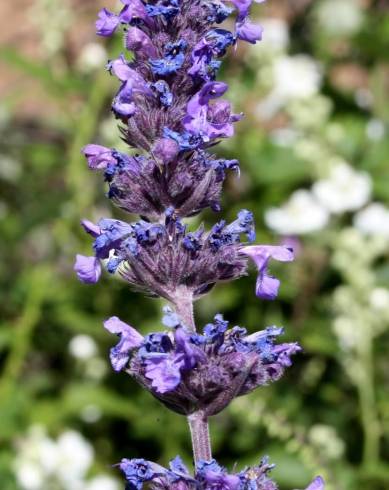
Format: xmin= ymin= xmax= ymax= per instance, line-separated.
xmin=77 ymin=43 xmax=108 ymax=73
xmin=56 ymin=431 xmax=94 ymax=485
xmin=369 ymin=288 xmax=389 ymax=310
xmin=256 ymin=55 xmax=322 ymax=118
xmin=313 ymin=162 xmax=371 ymax=214
xmin=366 ymin=119 xmax=385 ymax=141
xmin=259 ymin=18 xmax=289 ymax=51
xmin=353 ymin=203 xmax=389 ymax=238
xmin=265 ymin=190 xmax=329 ymax=235
xmin=86 ymin=475 xmax=121 ymax=490
xmin=69 ymin=335 xmax=98 ymax=360
xmin=316 ymin=0 xmax=363 ymax=36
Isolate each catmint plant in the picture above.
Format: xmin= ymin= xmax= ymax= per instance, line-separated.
xmin=74 ymin=1 xmax=324 ymax=488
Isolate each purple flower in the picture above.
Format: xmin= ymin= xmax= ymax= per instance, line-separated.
xmin=119 ymin=0 xmax=152 ymax=26
xmin=146 ymin=0 xmax=179 ymax=20
xmin=207 ymin=2 xmax=234 ymax=23
xmin=305 ymin=476 xmax=325 ymax=490
xmin=236 ymin=19 xmax=263 ymax=44
xmin=96 ymin=8 xmax=119 ymax=36
xmin=150 ymin=40 xmax=187 ymax=76
xmin=183 ymin=82 xmax=241 ymax=142
xmin=241 ymin=245 xmax=294 ymax=300
xmin=144 ymin=353 xmax=184 ymax=393
xmin=74 ymin=255 xmax=101 ymax=284
xmin=125 ymin=27 xmax=157 ymax=57
xmin=104 ymin=316 xmax=143 ymax=371
xmin=119 ymin=458 xmax=163 ymax=489
xmin=112 ymin=81 xmax=137 ymax=118
xmin=150 ymin=80 xmax=173 ymax=107
xmin=81 ymin=144 xmax=116 ymax=170
xmin=228 ymin=0 xmax=266 ymax=21
xmin=107 ymin=55 xmax=151 ymax=94
xmin=197 ymin=460 xmax=241 ymax=490
xmin=81 ymin=219 xmax=101 ymax=237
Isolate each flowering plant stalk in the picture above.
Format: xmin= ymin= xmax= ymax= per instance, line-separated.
xmin=74 ymin=1 xmax=324 ymax=488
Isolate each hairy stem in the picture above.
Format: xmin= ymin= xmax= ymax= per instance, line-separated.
xmin=172 ymin=287 xmax=195 ymax=331
xmin=188 ymin=411 xmax=212 ymax=465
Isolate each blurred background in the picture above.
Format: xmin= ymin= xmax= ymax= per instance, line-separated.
xmin=1 ymin=0 xmax=389 ymax=489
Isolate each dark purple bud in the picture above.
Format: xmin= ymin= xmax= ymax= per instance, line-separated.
xmin=152 ymin=138 xmax=179 ymax=164
xmin=74 ymin=255 xmax=101 ymax=284
xmin=96 ymin=8 xmax=119 ymax=36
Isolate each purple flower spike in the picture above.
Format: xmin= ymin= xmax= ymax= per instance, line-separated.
xmin=237 ymin=19 xmax=263 ymax=44
xmin=306 ymin=476 xmax=325 ymax=490
xmin=82 ymin=144 xmax=116 ymax=170
xmin=104 ymin=316 xmax=143 ymax=371
xmin=74 ymin=255 xmax=101 ymax=284
xmin=96 ymin=8 xmax=119 ymax=37
xmin=241 ymin=245 xmax=294 ymax=300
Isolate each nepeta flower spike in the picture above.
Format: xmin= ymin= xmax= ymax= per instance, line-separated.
xmin=75 ymin=0 xmax=324 ymax=486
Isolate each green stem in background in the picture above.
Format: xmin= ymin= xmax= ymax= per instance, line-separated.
xmin=0 ymin=266 xmax=51 ymax=397
xmin=66 ymin=69 xmax=110 ymax=215
xmin=357 ymin=334 xmax=380 ymax=469
xmin=188 ymin=411 xmax=212 ymax=465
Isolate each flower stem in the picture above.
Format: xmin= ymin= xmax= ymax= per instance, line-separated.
xmin=172 ymin=287 xmax=195 ymax=331
xmin=188 ymin=411 xmax=212 ymax=465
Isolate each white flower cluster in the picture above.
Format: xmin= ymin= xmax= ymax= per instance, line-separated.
xmin=265 ymin=162 xmax=372 ymax=235
xmin=13 ymin=426 xmax=119 ymax=490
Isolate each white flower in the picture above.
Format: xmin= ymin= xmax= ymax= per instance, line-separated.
xmin=313 ymin=162 xmax=371 ymax=214
xmin=77 ymin=43 xmax=107 ymax=73
xmin=56 ymin=431 xmax=94 ymax=486
xmin=353 ymin=203 xmax=389 ymax=238
xmin=272 ymin=55 xmax=322 ymax=100
xmin=265 ymin=190 xmax=329 ymax=235
xmin=316 ymin=0 xmax=363 ymax=36
xmin=14 ymin=427 xmax=96 ymax=489
xmin=15 ymin=462 xmax=45 ymax=490
xmin=86 ymin=475 xmax=120 ymax=490
xmin=256 ymin=55 xmax=322 ymax=118
xmin=366 ymin=119 xmax=385 ymax=141
xmin=69 ymin=335 xmax=98 ymax=360
xmin=369 ymin=288 xmax=389 ymax=310
xmin=81 ymin=404 xmax=102 ymax=423
xmin=259 ymin=18 xmax=289 ymax=51
xmin=14 ymin=426 xmax=58 ymax=490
